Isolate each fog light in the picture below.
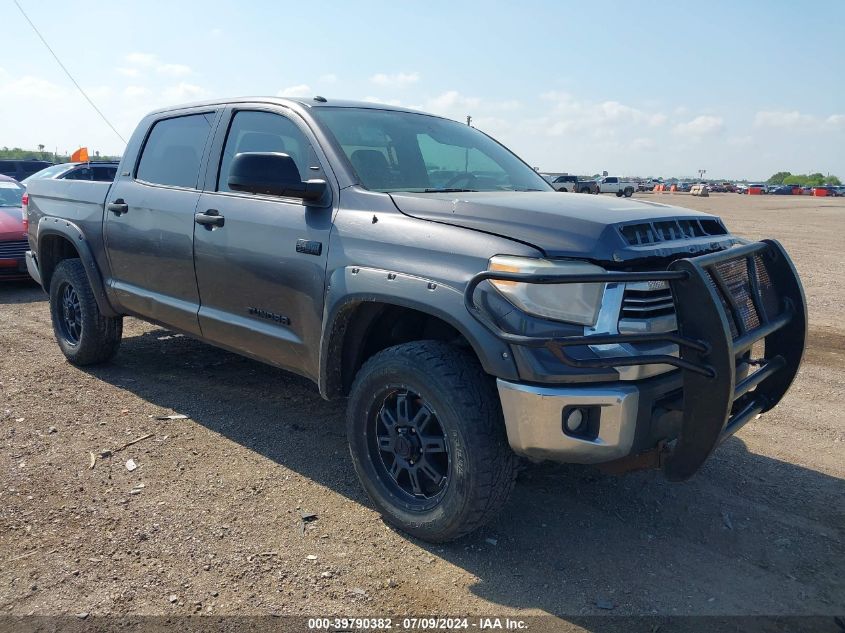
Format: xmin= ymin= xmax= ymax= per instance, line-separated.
xmin=564 ymin=408 xmax=585 ymax=433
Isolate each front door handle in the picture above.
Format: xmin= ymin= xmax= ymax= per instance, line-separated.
xmin=195 ymin=209 xmax=225 ymax=229
xmin=107 ymin=199 xmax=128 ymax=216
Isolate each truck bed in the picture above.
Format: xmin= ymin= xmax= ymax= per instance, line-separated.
xmin=26 ymin=179 xmax=111 ymax=226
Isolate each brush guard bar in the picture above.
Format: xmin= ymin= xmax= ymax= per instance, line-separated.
xmin=465 ymin=239 xmax=807 ymax=480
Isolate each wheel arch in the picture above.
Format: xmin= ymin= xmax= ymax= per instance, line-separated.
xmin=36 ymin=220 xmax=118 ymax=317
xmin=319 ymin=266 xmax=519 ymax=400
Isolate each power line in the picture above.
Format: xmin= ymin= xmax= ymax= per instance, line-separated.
xmin=13 ymin=0 xmax=127 ymax=145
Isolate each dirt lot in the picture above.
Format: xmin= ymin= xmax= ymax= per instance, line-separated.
xmin=1 ymin=193 xmax=843 ymax=627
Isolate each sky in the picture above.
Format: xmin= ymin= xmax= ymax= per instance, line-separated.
xmin=1 ymin=0 xmax=844 ymax=181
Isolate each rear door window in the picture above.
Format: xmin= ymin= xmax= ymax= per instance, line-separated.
xmin=136 ymin=113 xmax=216 ymax=188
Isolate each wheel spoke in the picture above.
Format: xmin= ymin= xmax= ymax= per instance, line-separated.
xmin=377 ymin=435 xmax=392 ymax=451
xmin=410 ymin=405 xmax=432 ymax=431
xmin=379 ymin=407 xmax=397 ymax=429
xmin=388 ymin=459 xmax=403 ymax=482
xmin=408 ymin=467 xmax=424 ymax=495
xmin=395 ymin=392 xmax=409 ymax=423
xmin=420 ymin=435 xmax=446 ymax=454
xmin=419 ymin=459 xmax=444 ymax=486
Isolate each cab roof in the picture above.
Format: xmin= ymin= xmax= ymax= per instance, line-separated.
xmin=147 ymin=96 xmax=431 ymax=118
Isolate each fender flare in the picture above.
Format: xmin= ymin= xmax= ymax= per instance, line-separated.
xmin=36 ymin=217 xmax=118 ymax=317
xmin=318 ymin=265 xmax=519 ymax=399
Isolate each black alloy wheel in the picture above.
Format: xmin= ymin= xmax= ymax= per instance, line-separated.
xmin=369 ymin=388 xmax=449 ymax=506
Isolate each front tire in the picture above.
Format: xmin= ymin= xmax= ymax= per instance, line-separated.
xmin=346 ymin=341 xmax=518 ymax=542
xmin=49 ymin=259 xmax=122 ymax=365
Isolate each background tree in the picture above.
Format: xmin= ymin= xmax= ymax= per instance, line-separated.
xmin=767 ymin=171 xmax=792 ymax=184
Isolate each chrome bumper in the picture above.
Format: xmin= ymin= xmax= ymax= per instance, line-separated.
xmin=25 ymin=251 xmax=42 ymax=286
xmin=497 ymin=379 xmax=641 ymax=464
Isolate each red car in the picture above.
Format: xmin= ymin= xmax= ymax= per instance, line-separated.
xmin=0 ymin=174 xmax=30 ymax=280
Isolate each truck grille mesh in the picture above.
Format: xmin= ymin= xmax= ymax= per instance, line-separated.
xmin=619 ymin=253 xmax=779 ymax=339
xmin=706 ymin=254 xmax=779 ymax=338
xmin=0 ymin=240 xmax=27 ymax=260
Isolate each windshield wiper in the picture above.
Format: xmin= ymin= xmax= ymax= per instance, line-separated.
xmin=421 ymin=188 xmax=478 ymax=193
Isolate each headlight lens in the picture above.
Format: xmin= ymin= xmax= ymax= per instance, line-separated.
xmin=487 ymin=255 xmax=606 ymax=326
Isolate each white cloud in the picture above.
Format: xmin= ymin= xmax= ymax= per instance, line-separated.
xmin=162 ymin=82 xmax=209 ymax=102
xmin=370 ymin=72 xmax=420 ymax=87
xmin=754 ymin=110 xmax=815 ymax=128
xmin=122 ymin=53 xmax=192 ymax=78
xmin=363 ymin=96 xmax=403 ymax=106
xmin=125 ymin=52 xmax=158 ymax=68
xmin=673 ymin=115 xmax=724 ymax=137
xmin=541 ymin=92 xmax=667 ymax=136
xmin=157 ymin=63 xmax=192 ymax=77
xmin=1 ymin=76 xmax=65 ymax=99
xmin=123 ymin=85 xmax=148 ymax=98
xmin=630 ymin=137 xmax=657 ymax=151
xmin=277 ymin=84 xmax=312 ymax=98
xmin=427 ymin=90 xmax=480 ymax=114
xmin=825 ymin=114 xmax=845 ymax=128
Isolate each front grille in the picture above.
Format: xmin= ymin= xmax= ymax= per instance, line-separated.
xmin=619 ymin=218 xmax=727 ymax=246
xmin=617 ymin=253 xmax=779 ymax=339
xmin=0 ymin=239 xmax=27 ymax=260
xmin=620 ymin=280 xmax=675 ymax=319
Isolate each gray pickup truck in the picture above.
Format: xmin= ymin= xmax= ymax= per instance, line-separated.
xmin=24 ymin=97 xmax=807 ymax=542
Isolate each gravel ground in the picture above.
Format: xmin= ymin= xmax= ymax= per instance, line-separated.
xmin=0 ymin=193 xmax=843 ymax=627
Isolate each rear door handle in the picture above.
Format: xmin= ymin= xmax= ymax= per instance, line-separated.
xmin=107 ymin=199 xmax=128 ymax=215
xmin=195 ymin=209 xmax=225 ymax=229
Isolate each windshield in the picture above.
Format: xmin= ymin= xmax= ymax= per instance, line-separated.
xmin=22 ymin=163 xmax=72 ymax=185
xmin=0 ymin=181 xmax=24 ymax=207
xmin=312 ymin=108 xmax=552 ymax=193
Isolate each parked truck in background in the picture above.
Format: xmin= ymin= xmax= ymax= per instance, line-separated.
xmin=23 ymin=96 xmax=807 ymax=542
xmin=548 ymin=174 xmax=599 ymax=194
xmin=598 ymin=176 xmax=636 ymax=197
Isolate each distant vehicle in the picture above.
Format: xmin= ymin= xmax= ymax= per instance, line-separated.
xmin=769 ymin=185 xmax=793 ymax=195
xmin=0 ymin=174 xmax=29 ymax=281
xmin=548 ymin=175 xmax=599 ymax=194
xmin=22 ymin=161 xmax=120 ymax=185
xmin=678 ymin=182 xmax=693 ymax=193
xmin=0 ymin=159 xmax=54 ymax=182
xmin=597 ymin=176 xmax=635 ymax=197
xmin=832 ymin=186 xmax=845 ymax=197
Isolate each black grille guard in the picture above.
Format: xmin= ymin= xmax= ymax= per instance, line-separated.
xmin=464 ymin=239 xmax=807 ymax=480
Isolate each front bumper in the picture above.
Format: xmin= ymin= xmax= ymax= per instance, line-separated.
xmin=497 ymin=379 xmax=641 ymax=464
xmin=467 ymin=239 xmax=807 ymax=479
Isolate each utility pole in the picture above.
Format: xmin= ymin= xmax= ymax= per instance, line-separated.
xmin=698 ymin=169 xmax=707 ymax=181
xmin=466 ymin=115 xmax=472 ymax=127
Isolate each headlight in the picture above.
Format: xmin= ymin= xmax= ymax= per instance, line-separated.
xmin=487 ymin=255 xmax=606 ymax=326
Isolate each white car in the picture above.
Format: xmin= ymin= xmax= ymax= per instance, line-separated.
xmin=597 ymin=176 xmax=636 ymax=197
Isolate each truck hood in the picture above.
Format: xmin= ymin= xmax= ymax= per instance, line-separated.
xmin=388 ymin=191 xmax=739 ymax=264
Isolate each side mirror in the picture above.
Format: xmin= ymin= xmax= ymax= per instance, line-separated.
xmin=228 ymin=152 xmax=327 ymax=202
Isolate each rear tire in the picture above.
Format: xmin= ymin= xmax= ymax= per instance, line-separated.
xmin=346 ymin=340 xmax=518 ymax=542
xmin=616 ymin=191 xmax=623 ymax=197
xmin=624 ymin=187 xmax=634 ymax=197
xmin=49 ymin=259 xmax=122 ymax=365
